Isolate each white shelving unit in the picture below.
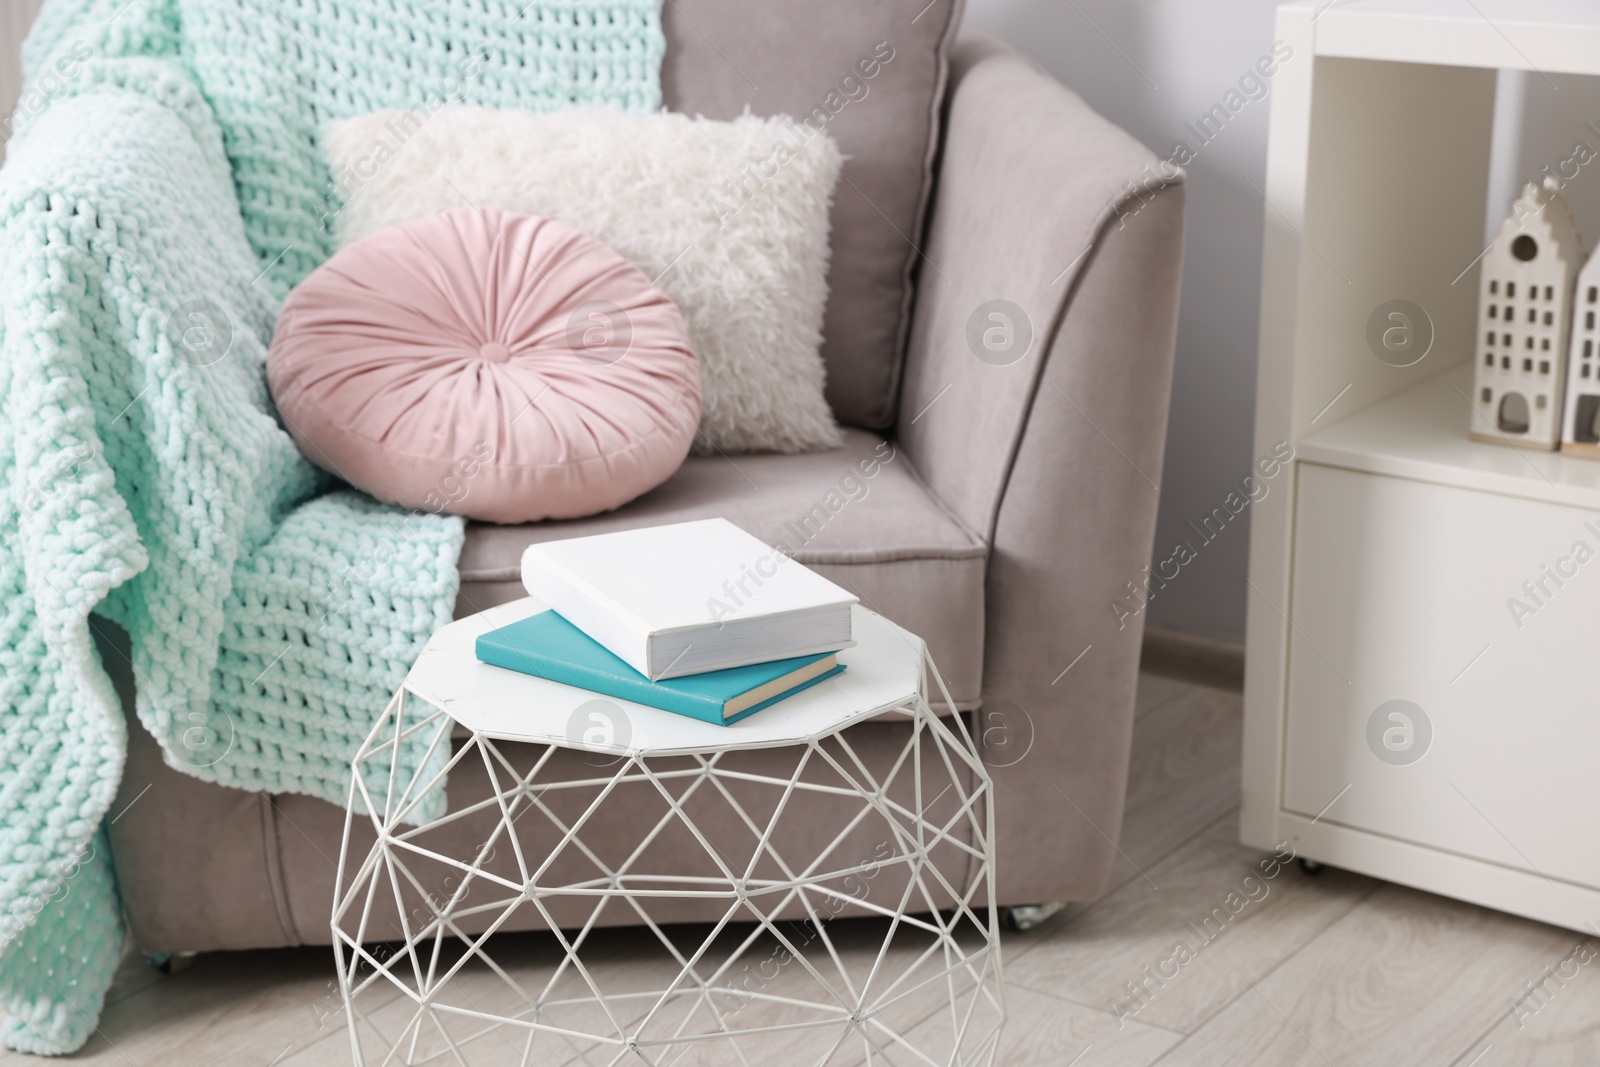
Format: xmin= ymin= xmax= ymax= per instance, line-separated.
xmin=1244 ymin=0 xmax=1600 ymax=931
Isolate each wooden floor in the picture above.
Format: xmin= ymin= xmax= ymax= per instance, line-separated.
xmin=14 ymin=672 xmax=1599 ymax=1066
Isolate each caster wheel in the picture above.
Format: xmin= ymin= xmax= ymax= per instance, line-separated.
xmin=145 ymin=951 xmax=198 ymax=975
xmin=1003 ymin=902 xmax=1067 ymax=932
xmin=1299 ymin=858 xmax=1325 ymax=875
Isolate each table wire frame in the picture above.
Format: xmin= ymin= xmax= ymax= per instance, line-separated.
xmin=332 ymin=655 xmax=1003 ymax=1066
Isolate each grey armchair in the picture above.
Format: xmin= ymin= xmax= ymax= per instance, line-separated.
xmin=100 ymin=8 xmax=1183 ymax=953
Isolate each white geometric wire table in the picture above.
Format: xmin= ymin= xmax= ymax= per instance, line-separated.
xmin=333 ymin=598 xmax=1003 ymax=1066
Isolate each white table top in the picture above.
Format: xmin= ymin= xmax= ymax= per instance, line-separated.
xmin=403 ymin=598 xmax=925 ymax=756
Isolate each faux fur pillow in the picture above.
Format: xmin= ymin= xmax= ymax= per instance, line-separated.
xmin=322 ymin=106 xmax=844 ymax=454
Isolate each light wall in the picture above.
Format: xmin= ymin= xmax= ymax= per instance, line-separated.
xmin=1487 ymin=71 xmax=1600 ymax=249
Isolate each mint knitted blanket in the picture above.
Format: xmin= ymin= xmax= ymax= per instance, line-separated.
xmin=0 ymin=0 xmax=662 ymax=1054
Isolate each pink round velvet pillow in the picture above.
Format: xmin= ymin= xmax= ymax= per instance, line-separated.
xmin=267 ymin=209 xmax=701 ymax=523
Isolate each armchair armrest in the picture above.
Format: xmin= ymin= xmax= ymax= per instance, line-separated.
xmin=899 ymin=35 xmax=1185 ymax=904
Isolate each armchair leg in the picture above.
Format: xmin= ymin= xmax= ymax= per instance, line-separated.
xmin=1002 ymin=902 xmax=1067 ymax=932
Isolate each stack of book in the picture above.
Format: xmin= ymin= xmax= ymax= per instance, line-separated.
xmin=474 ymin=518 xmax=858 ymax=725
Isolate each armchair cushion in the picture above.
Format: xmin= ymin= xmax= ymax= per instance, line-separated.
xmin=660 ymin=0 xmax=967 ymax=430
xmin=452 ymin=429 xmax=988 ymax=706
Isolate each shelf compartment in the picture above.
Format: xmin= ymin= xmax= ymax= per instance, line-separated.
xmin=1311 ymin=0 xmax=1600 ymax=76
xmin=1298 ymin=362 xmax=1600 ymax=510
xmin=1285 ymin=462 xmax=1600 ymax=888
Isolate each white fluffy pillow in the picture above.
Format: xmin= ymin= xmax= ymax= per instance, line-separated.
xmin=322 ymin=106 xmax=844 ymax=454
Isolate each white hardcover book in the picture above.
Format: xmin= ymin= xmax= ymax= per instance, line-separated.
xmin=519 ymin=518 xmax=858 ymax=680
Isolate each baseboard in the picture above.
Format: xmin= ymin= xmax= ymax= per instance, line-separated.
xmin=1139 ymin=625 xmax=1244 ymax=690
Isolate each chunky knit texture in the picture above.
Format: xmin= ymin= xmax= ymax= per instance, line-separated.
xmin=183 ymin=0 xmax=666 ymax=294
xmin=0 ymin=0 xmax=663 ymax=1054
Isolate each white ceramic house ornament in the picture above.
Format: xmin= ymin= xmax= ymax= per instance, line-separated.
xmin=1563 ymin=243 xmax=1600 ymax=457
xmin=1473 ymin=177 xmax=1583 ymax=450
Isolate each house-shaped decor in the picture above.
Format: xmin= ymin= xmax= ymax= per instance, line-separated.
xmin=1564 ymin=244 xmax=1600 ymax=458
xmin=1472 ymin=177 xmax=1583 ymax=450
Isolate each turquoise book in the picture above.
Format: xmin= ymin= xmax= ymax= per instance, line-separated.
xmin=475 ymin=609 xmax=846 ymax=725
